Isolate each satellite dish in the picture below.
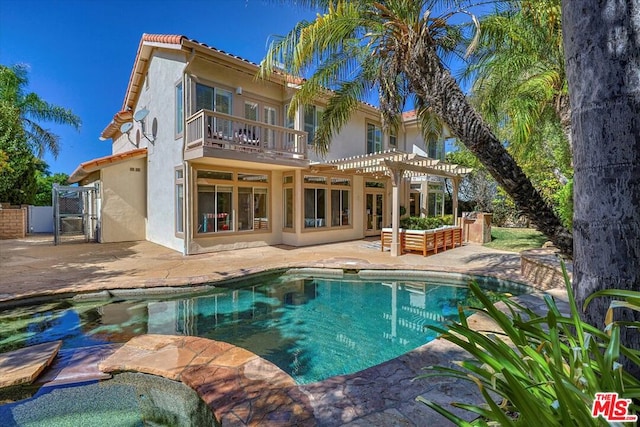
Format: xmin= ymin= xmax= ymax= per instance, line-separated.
xmin=120 ymin=122 xmax=133 ymax=133
xmin=134 ymin=108 xmax=149 ymax=122
xmin=152 ymin=118 xmax=158 ymax=139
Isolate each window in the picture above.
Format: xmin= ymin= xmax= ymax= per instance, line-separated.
xmin=304 ymin=175 xmax=327 ymax=184
xmin=304 ymin=105 xmax=322 ymax=145
xmin=284 ymin=188 xmax=294 ymax=229
xmin=389 ymin=132 xmax=397 ymax=148
xmin=284 ymin=104 xmax=294 ymax=129
xmin=196 ymin=169 xmax=269 ymax=234
xmin=283 ymin=173 xmax=294 ymax=230
xmin=198 ymin=185 xmax=233 ymax=233
xmin=244 ymin=101 xmax=258 ymax=121
xmin=304 ymin=188 xmax=326 ymax=228
xmin=263 ymin=106 xmax=277 ymax=148
xmin=238 ymin=187 xmax=268 ymax=231
xmin=175 ymin=168 xmax=184 ymax=234
xmin=238 ymin=173 xmax=268 ymax=183
xmin=366 ymin=181 xmax=385 ymax=188
xmin=331 ymin=188 xmax=350 ymax=226
xmin=303 ymin=175 xmax=351 ymax=229
xmin=367 ymin=123 xmax=382 ymax=153
xmin=195 ymin=83 xmax=233 ymax=138
xmin=175 ymin=82 xmax=183 ymax=135
xmin=198 ymin=170 xmax=233 ymax=180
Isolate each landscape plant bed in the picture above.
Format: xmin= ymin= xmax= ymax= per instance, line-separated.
xmin=381 ymin=226 xmax=462 ymax=256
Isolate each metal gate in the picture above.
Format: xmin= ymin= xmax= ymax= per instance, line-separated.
xmin=53 ymin=184 xmax=98 ymax=245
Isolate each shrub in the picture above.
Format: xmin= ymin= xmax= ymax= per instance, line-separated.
xmin=417 ymin=265 xmax=640 ymax=426
xmin=400 ymin=215 xmax=453 ymax=230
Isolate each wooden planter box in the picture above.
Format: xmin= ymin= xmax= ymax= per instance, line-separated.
xmin=381 ymin=226 xmax=462 ymax=256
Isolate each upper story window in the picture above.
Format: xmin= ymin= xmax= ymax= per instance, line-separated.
xmin=304 ymin=105 xmax=323 ymax=145
xmin=389 ymin=132 xmax=397 ymax=148
xmin=175 ymin=81 xmax=183 ymax=136
xmin=367 ymin=123 xmax=382 ymax=154
xmin=428 ymin=139 xmax=446 ymax=161
xmin=245 ymin=101 xmax=258 ymax=121
xmin=195 ymin=83 xmax=232 ymax=114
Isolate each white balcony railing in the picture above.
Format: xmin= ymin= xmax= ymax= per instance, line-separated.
xmin=185 ymin=109 xmax=307 ymax=159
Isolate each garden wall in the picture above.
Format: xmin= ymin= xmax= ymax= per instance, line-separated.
xmin=0 ymin=205 xmax=27 ymax=239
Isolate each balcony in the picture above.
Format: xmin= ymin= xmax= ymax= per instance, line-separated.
xmin=185 ymin=109 xmax=307 ymax=162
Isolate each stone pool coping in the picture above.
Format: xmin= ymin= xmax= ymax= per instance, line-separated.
xmin=99 ymin=335 xmax=315 ymax=426
xmin=0 ymin=236 xmax=571 ymax=425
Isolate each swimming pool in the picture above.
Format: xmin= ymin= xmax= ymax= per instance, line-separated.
xmin=0 ymin=269 xmax=529 ymax=385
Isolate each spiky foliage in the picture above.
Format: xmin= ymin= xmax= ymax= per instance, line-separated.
xmin=0 ymin=64 xmax=81 ymax=158
xmin=467 ymin=0 xmax=570 ymax=173
xmin=259 ymin=0 xmax=466 ymax=153
xmin=259 ymin=0 xmax=573 ymax=255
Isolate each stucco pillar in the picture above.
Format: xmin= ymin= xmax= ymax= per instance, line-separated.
xmin=390 ymin=167 xmax=405 ymax=257
xmin=452 ymin=177 xmax=460 ymax=226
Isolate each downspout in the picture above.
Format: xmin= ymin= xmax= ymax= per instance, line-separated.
xmin=182 ymin=48 xmax=195 ymax=255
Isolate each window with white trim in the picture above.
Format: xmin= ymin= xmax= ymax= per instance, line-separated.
xmin=175 ymin=168 xmax=184 ymax=234
xmin=304 ymin=105 xmax=323 ymax=145
xmin=330 ymin=177 xmax=351 ymax=226
xmin=175 ymin=81 xmax=183 ymax=136
xmin=283 ymin=174 xmax=294 ymax=229
xmin=367 ymin=123 xmax=382 ymax=153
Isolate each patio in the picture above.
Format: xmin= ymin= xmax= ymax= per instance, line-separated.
xmin=0 ymin=235 xmax=568 ymax=426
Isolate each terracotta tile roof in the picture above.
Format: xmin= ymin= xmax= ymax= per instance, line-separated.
xmin=402 ymin=110 xmax=417 ymax=119
xmin=100 ymin=109 xmax=134 ymax=142
xmin=69 ymin=148 xmax=147 ymax=183
xmin=142 ymin=34 xmax=184 ymax=44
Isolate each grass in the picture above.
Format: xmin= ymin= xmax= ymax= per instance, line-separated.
xmin=484 ymin=227 xmax=547 ymax=252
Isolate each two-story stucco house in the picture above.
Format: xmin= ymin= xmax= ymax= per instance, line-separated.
xmin=69 ymin=34 xmax=468 ymax=255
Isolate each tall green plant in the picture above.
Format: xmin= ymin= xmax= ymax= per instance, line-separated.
xmin=417 ymin=266 xmax=640 ymax=426
xmin=0 ymin=64 xmax=80 ymax=159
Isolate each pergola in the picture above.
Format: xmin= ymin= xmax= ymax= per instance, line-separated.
xmin=324 ymin=150 xmax=472 ymax=257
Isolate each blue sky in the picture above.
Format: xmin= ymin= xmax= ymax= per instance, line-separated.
xmin=0 ymin=0 xmax=320 ymax=175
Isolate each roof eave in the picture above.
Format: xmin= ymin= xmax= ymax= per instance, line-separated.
xmin=68 ymin=148 xmax=148 ymax=184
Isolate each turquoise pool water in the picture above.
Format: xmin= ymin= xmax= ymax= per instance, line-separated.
xmin=0 ymin=271 xmax=527 ymax=384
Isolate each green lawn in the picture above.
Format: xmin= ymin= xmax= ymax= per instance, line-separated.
xmin=484 ymin=227 xmax=547 ymax=252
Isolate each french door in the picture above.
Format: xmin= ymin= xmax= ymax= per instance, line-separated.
xmin=365 ymin=191 xmax=385 ymax=236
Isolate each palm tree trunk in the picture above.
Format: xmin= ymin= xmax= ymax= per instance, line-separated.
xmin=402 ymin=45 xmax=573 ymax=256
xmin=563 ymin=0 xmax=640 ymax=378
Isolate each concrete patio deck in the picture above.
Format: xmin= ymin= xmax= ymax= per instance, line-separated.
xmin=0 ymin=235 xmax=569 ymax=426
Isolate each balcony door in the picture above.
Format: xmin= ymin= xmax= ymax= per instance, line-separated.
xmin=263 ymin=106 xmax=277 ymax=149
xmin=195 ymin=84 xmax=233 ymax=138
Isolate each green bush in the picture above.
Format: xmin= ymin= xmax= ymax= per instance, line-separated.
xmin=417 ymin=265 xmax=640 ymax=426
xmin=400 ymin=215 xmax=453 ymax=230
xmin=554 ymin=179 xmax=573 ymax=229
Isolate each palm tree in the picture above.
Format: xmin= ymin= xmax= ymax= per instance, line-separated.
xmin=468 ymin=0 xmax=571 ymax=183
xmin=0 ymin=64 xmax=81 ymax=158
xmin=260 ymin=0 xmax=573 ymax=255
xmin=562 ymin=0 xmax=640 ymax=377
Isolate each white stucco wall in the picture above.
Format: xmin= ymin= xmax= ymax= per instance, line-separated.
xmin=99 ymin=157 xmax=146 ymax=242
xmin=135 ymin=50 xmax=187 ymax=252
xmin=112 ymin=133 xmax=133 ymax=155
